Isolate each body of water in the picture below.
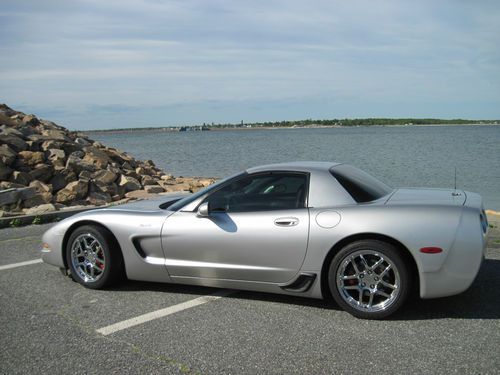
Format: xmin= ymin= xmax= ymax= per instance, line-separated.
xmin=90 ymin=125 xmax=500 ymax=210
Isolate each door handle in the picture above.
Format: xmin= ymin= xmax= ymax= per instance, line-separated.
xmin=274 ymin=217 xmax=299 ymax=227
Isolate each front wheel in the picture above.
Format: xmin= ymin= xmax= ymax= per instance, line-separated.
xmin=328 ymin=240 xmax=410 ymax=319
xmin=66 ymin=225 xmax=123 ymax=289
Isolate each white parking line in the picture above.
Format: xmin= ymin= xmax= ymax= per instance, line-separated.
xmin=0 ymin=259 xmax=43 ymax=271
xmin=96 ymin=289 xmax=234 ymax=336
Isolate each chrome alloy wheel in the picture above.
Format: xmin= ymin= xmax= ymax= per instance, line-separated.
xmin=336 ymin=250 xmax=400 ymax=313
xmin=70 ymin=233 xmax=106 ymax=282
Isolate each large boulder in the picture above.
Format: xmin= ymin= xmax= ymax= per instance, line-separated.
xmin=41 ymin=129 xmax=70 ymax=141
xmin=118 ymin=175 xmax=141 ymax=192
xmin=41 ymin=140 xmax=63 ymax=151
xmin=29 ymin=180 xmax=52 ymax=193
xmin=10 ymin=171 xmax=32 ymax=186
xmin=55 ymin=180 xmax=88 ymax=204
xmin=23 ymin=203 xmax=57 ymax=215
xmin=141 ymin=175 xmax=158 ymax=186
xmin=0 ymin=188 xmax=19 ymax=206
xmin=83 ymin=146 xmax=111 ymax=169
xmin=47 ymin=148 xmax=66 ymax=169
xmin=50 ymin=169 xmax=77 ymax=192
xmin=0 ymin=161 xmax=12 ymax=180
xmin=0 ymin=144 xmax=16 ymax=165
xmin=18 ymin=151 xmax=45 ymax=167
xmin=22 ymin=114 xmax=40 ymax=126
xmin=22 ymin=191 xmax=52 ymax=208
xmin=66 ymin=154 xmax=96 ymax=174
xmin=92 ymin=169 xmax=117 ymax=185
xmin=0 ymin=134 xmax=28 ymax=152
xmin=144 ymin=185 xmax=164 ymax=194
xmin=87 ymin=191 xmax=111 ymax=205
xmin=29 ymin=164 xmax=53 ymax=183
xmin=0 ymin=124 xmax=24 ymax=138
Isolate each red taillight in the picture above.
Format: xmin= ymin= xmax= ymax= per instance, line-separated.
xmin=420 ymin=247 xmax=443 ymax=254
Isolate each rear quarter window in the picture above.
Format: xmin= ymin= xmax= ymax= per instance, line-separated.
xmin=330 ymin=164 xmax=392 ymax=203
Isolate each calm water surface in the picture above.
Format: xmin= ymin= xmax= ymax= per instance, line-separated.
xmin=90 ymin=126 xmax=500 ymax=210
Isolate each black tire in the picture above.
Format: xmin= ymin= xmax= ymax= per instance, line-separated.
xmin=328 ymin=240 xmax=410 ymax=319
xmin=65 ymin=225 xmax=124 ymax=289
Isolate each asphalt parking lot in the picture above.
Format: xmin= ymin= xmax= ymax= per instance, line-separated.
xmin=1 ymin=220 xmax=499 ymax=374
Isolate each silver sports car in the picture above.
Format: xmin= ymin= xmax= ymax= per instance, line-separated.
xmin=41 ymin=162 xmax=488 ymax=319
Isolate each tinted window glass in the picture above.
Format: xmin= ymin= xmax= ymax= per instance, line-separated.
xmin=168 ymin=171 xmax=245 ymax=211
xmin=206 ymin=173 xmax=308 ymax=212
xmin=330 ymin=164 xmax=392 ymax=203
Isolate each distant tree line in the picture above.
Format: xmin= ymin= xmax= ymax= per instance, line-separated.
xmin=84 ymin=118 xmax=498 ymax=132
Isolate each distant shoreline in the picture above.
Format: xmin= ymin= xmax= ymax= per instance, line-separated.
xmin=83 ymin=122 xmax=500 ymax=135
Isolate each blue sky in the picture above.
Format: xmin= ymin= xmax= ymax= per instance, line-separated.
xmin=0 ymin=0 xmax=499 ymax=130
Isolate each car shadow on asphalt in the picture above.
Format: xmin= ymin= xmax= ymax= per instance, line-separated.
xmin=394 ymin=258 xmax=500 ymax=321
xmin=107 ymin=258 xmax=500 ymax=321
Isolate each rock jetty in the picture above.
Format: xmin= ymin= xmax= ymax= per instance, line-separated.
xmin=0 ymin=104 xmax=215 ymax=217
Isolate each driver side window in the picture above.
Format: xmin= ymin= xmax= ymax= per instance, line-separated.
xmin=206 ymin=172 xmax=308 ymax=212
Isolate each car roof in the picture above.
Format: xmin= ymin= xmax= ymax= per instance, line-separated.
xmin=246 ymin=161 xmax=341 ymax=174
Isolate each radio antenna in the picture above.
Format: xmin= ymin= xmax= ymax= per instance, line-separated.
xmin=454 ymin=167 xmax=457 ymax=190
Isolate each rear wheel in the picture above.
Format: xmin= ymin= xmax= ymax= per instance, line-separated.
xmin=328 ymin=240 xmax=410 ymax=319
xmin=66 ymin=225 xmax=123 ymax=289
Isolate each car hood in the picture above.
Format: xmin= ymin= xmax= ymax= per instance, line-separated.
xmin=386 ymin=188 xmax=466 ymax=206
xmin=103 ymin=193 xmax=189 ymax=212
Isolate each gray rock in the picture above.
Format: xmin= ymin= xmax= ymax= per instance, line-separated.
xmin=22 ymin=114 xmax=40 ymax=126
xmin=18 ymin=151 xmax=45 ymax=167
xmin=78 ymin=170 xmax=92 ymax=183
xmin=90 ymin=181 xmax=118 ymax=196
xmin=0 ymin=134 xmax=28 ymax=152
xmin=118 ymin=174 xmax=141 ymax=192
xmin=18 ymin=187 xmax=38 ymax=201
xmin=22 ymin=191 xmax=52 ymax=208
xmin=61 ymin=143 xmax=83 ymax=156
xmin=23 ymin=203 xmax=56 ymax=215
xmin=92 ymin=169 xmax=117 ymax=185
xmin=47 ymin=148 xmax=66 ymax=169
xmin=141 ymin=175 xmax=157 ymax=186
xmin=0 ymin=161 xmax=13 ymax=180
xmin=55 ymin=180 xmax=88 ymax=204
xmin=10 ymin=171 xmax=32 ymax=186
xmin=29 ymin=180 xmax=52 ymax=193
xmin=50 ymin=169 xmax=77 ymax=192
xmin=28 ymin=164 xmax=53 ymax=183
xmin=69 ymin=150 xmax=85 ymax=159
xmin=0 ymin=189 xmax=19 ymax=206
xmin=41 ymin=140 xmax=63 ymax=151
xmin=87 ymin=191 xmax=111 ymax=205
xmin=0 ymin=144 xmax=16 ymax=165
xmin=0 ymin=124 xmax=24 ymax=138
xmin=83 ymin=146 xmax=111 ymax=169
xmin=26 ymin=140 xmax=41 ymax=152
xmin=66 ymin=155 xmax=96 ymax=174
xmin=75 ymin=137 xmax=90 ymax=146
xmin=144 ymin=185 xmax=164 ymax=194
xmin=41 ymin=129 xmax=70 ymax=141
xmin=47 ymin=148 xmax=65 ymax=161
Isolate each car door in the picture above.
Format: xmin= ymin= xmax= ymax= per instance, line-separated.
xmin=161 ymin=172 xmax=310 ymax=283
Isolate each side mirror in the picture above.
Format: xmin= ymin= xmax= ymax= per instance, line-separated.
xmin=197 ymin=202 xmax=209 ymax=217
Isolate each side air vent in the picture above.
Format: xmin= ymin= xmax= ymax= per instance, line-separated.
xmin=280 ymin=273 xmax=317 ymax=293
xmin=131 ymin=237 xmax=147 ymax=258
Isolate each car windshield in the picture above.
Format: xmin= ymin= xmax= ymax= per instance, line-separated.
xmin=167 ymin=171 xmax=246 ymax=211
xmin=330 ymin=164 xmax=392 ymax=203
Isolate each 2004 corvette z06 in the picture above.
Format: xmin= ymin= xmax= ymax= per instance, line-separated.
xmin=41 ymin=162 xmax=488 ymax=319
